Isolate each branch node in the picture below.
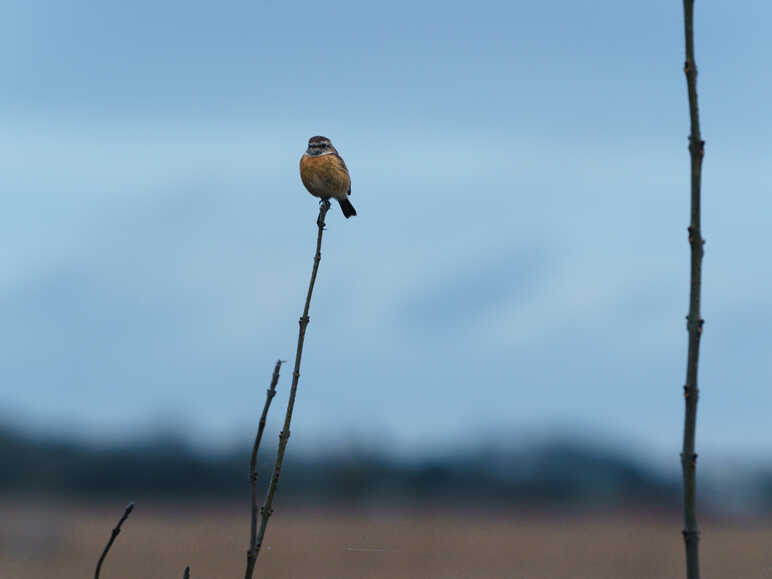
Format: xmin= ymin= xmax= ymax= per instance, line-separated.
xmin=687 ymin=136 xmax=704 ymax=157
xmin=680 ymin=451 xmax=699 ymax=468
xmin=683 ymin=384 xmax=699 ymax=399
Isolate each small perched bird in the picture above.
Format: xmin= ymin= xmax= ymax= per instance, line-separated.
xmin=299 ymin=136 xmax=357 ymax=218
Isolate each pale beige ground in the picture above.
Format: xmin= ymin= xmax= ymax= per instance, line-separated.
xmin=1 ymin=501 xmax=771 ymax=578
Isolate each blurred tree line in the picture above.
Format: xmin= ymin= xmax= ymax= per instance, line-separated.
xmin=0 ymin=424 xmax=671 ymax=506
xmin=3 ymin=423 xmax=771 ymax=513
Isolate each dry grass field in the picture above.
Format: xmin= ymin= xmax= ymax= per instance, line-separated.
xmin=2 ymin=500 xmax=771 ymax=578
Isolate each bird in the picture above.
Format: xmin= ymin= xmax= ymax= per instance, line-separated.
xmin=299 ymin=136 xmax=357 ymax=218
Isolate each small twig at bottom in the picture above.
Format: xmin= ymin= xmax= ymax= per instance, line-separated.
xmin=245 ymin=359 xmax=283 ymax=579
xmin=94 ymin=502 xmax=134 ymax=579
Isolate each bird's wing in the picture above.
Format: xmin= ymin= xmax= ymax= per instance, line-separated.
xmin=333 ymin=152 xmax=348 ymax=172
xmin=333 ymin=153 xmax=351 ymax=195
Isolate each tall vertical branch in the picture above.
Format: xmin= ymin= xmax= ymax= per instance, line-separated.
xmin=245 ymin=359 xmax=283 ymax=579
xmin=251 ymin=199 xmax=332 ymax=565
xmin=681 ymin=1 xmax=705 ymax=578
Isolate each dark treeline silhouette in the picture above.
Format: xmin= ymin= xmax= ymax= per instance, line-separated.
xmin=2 ymin=424 xmax=770 ymax=513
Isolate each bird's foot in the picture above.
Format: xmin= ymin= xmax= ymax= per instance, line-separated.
xmin=317 ymin=198 xmax=331 ymax=228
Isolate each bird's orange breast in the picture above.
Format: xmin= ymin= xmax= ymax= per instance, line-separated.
xmin=300 ymin=154 xmax=351 ymax=199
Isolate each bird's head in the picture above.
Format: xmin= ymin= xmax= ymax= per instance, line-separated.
xmin=305 ymin=136 xmax=336 ymax=157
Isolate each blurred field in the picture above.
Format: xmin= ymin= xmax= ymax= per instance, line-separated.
xmin=2 ymin=501 xmax=772 ymax=578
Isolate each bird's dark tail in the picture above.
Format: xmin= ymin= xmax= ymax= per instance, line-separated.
xmin=338 ymin=198 xmax=357 ymax=218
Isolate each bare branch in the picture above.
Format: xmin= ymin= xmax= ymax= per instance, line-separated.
xmin=245 ymin=359 xmax=283 ymax=579
xmin=252 ymin=199 xmax=332 ymax=565
xmin=94 ymin=502 xmax=134 ymax=579
xmin=681 ymin=1 xmax=705 ymax=578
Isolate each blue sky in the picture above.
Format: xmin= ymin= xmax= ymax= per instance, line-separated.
xmin=2 ymin=1 xmax=771 ymax=465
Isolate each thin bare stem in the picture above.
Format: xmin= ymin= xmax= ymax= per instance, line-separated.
xmin=94 ymin=502 xmax=134 ymax=579
xmin=245 ymin=359 xmax=283 ymax=579
xmin=681 ymin=1 xmax=705 ymax=578
xmin=252 ymin=199 xmax=332 ymax=563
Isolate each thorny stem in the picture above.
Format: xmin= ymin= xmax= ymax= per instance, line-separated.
xmin=252 ymin=199 xmax=332 ymax=563
xmin=94 ymin=502 xmax=134 ymax=579
xmin=681 ymin=1 xmax=705 ymax=578
xmin=245 ymin=360 xmax=283 ymax=579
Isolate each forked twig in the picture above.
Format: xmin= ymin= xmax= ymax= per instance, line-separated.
xmin=680 ymin=1 xmax=705 ymax=578
xmin=252 ymin=199 xmax=332 ymax=565
xmin=94 ymin=502 xmax=134 ymax=579
xmin=245 ymin=359 xmax=283 ymax=579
